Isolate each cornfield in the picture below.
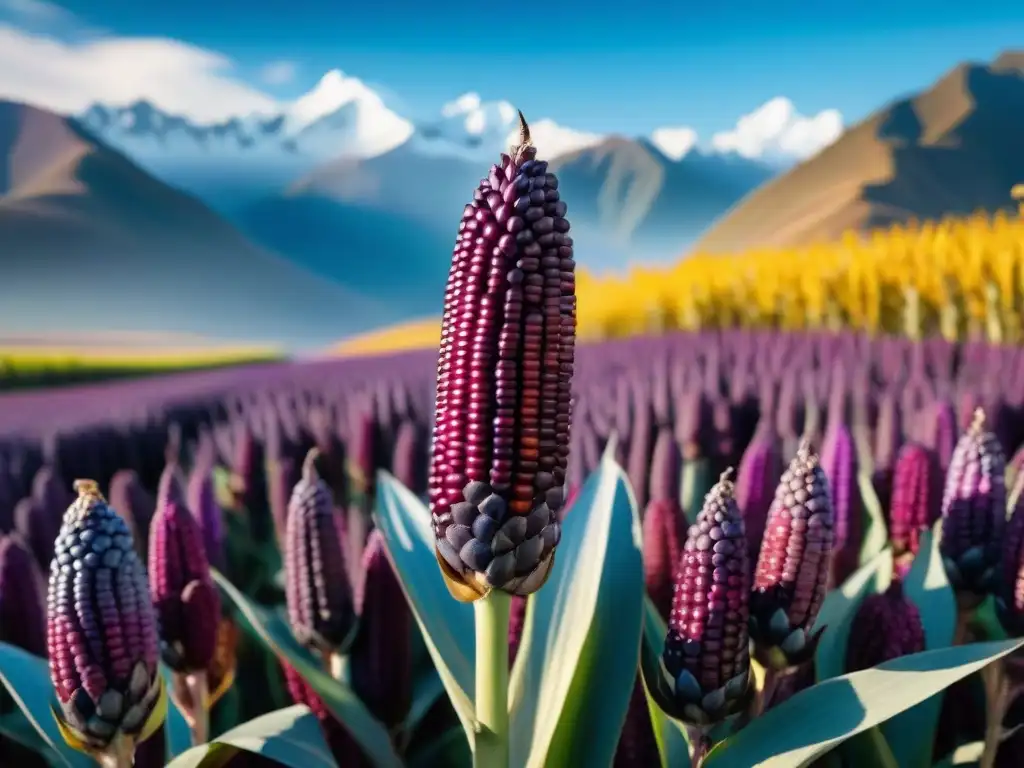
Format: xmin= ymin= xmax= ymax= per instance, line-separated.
xmin=577 ymin=211 xmax=1024 ymax=343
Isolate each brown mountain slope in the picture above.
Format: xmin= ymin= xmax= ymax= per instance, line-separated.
xmin=0 ymin=101 xmax=388 ymax=350
xmin=694 ymin=52 xmax=1024 ymax=254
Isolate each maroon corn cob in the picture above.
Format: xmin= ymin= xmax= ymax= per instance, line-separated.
xmin=662 ymin=470 xmax=751 ymax=724
xmin=285 ymin=449 xmax=356 ymax=655
xmin=186 ymin=462 xmax=227 ymax=574
xmin=996 ymin=471 xmax=1024 ymax=635
xmin=391 ymin=419 xmax=428 ymax=497
xmin=734 ymin=429 xmax=783 ymax=567
xmin=47 ymin=480 xmax=163 ymax=754
xmin=508 ymin=594 xmax=528 ymax=668
xmin=889 ymin=443 xmax=942 ymax=570
xmin=281 ymin=661 xmax=370 ymax=767
xmin=0 ymin=533 xmax=46 ymax=656
xmin=749 ymin=440 xmax=834 ymax=667
xmin=349 ymin=530 xmax=412 ymax=729
xmin=939 ymin=408 xmax=1005 ymax=601
xmin=648 ymin=427 xmax=682 ymax=505
xmin=819 ymin=423 xmax=859 ymax=585
xmin=642 ymin=499 xmax=685 ymax=621
xmin=106 ymin=470 xmax=156 ymax=560
xmin=612 ymin=678 xmax=660 ymax=768
xmin=148 ymin=465 xmax=220 ymax=673
xmin=845 ymin=581 xmax=926 ymax=672
xmin=428 ymin=113 xmax=575 ymax=601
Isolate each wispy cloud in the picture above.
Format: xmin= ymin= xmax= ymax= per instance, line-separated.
xmin=711 ymin=97 xmax=842 ymax=162
xmin=259 ymin=59 xmax=297 ymax=86
xmin=0 ymin=0 xmax=72 ymax=22
xmin=0 ymin=24 xmax=278 ymax=120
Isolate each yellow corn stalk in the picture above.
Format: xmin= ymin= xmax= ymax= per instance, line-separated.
xmin=573 ymin=194 xmax=1024 ymax=343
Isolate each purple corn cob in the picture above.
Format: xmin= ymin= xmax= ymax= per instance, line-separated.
xmin=508 ymin=594 xmax=528 ymax=668
xmin=391 ymin=419 xmax=427 ymax=497
xmin=285 ymin=449 xmax=356 ymax=654
xmin=612 ymin=679 xmax=660 ymax=768
xmin=626 ymin=394 xmax=655 ymax=510
xmin=149 ymin=465 xmax=220 ymax=673
xmin=845 ymin=581 xmax=925 ymax=672
xmin=661 ymin=470 xmax=751 ymax=725
xmin=428 ymin=113 xmax=575 ymax=601
xmin=266 ymin=455 xmax=300 ymax=550
xmin=889 ymin=444 xmax=941 ymax=568
xmin=281 ymin=661 xmax=370 ymax=767
xmin=47 ymin=480 xmax=163 ymax=754
xmin=926 ymin=399 xmax=959 ymax=473
xmin=819 ymin=423 xmax=859 ymax=585
xmin=734 ymin=429 xmax=783 ymax=567
xmin=186 ymin=463 xmax=227 ymax=573
xmin=642 ymin=499 xmax=685 ymax=621
xmin=0 ymin=533 xmax=46 ymax=656
xmin=106 ymin=470 xmax=156 ymax=560
xmin=648 ymin=427 xmax=681 ymax=505
xmin=996 ymin=472 xmax=1024 ymax=635
xmin=349 ymin=530 xmax=411 ymax=729
xmin=939 ymin=408 xmax=1006 ymax=601
xmin=749 ymin=440 xmax=834 ymax=667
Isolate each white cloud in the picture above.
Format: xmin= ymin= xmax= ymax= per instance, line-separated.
xmin=260 ymin=59 xmax=297 ymax=86
xmin=711 ymin=97 xmax=843 ymax=161
xmin=0 ymin=24 xmax=279 ymax=121
xmin=650 ymin=126 xmax=698 ymax=160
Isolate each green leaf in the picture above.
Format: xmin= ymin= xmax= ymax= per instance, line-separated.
xmin=0 ymin=709 xmax=56 ymax=764
xmin=857 ymin=472 xmax=889 ymax=565
xmin=0 ymin=642 xmax=93 ymax=768
xmin=882 ymin=522 xmax=956 ymax=768
xmin=408 ymin=725 xmax=472 ymax=768
xmin=814 ymin=547 xmax=893 ymax=681
xmin=680 ymin=458 xmax=713 ymax=524
xmin=405 ymin=666 xmax=445 ymax=736
xmin=704 ymin=638 xmax=1024 ymax=768
xmin=639 ymin=598 xmax=692 ymax=767
xmin=162 ymin=665 xmax=198 ymax=760
xmin=211 ymin=571 xmax=402 ymax=768
xmin=509 ymin=448 xmax=645 ymax=768
xmin=373 ymin=472 xmax=476 ymax=741
xmin=842 ymin=727 xmax=899 ymax=768
xmin=165 ymin=705 xmax=336 ymax=768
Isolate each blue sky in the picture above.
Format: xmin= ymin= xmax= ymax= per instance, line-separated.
xmin=6 ymin=0 xmax=1024 ymax=138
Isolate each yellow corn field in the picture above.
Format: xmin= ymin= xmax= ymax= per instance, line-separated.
xmin=576 ymin=208 xmax=1024 ymax=344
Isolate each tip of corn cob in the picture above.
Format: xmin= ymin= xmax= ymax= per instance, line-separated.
xmin=72 ymin=479 xmax=103 ymax=501
xmin=515 ymin=110 xmax=531 ymax=148
xmin=302 ymin=447 xmax=322 ymax=481
xmin=970 ymin=407 xmax=986 ymax=434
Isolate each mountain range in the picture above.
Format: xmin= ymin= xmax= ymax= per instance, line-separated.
xmin=3 ymin=52 xmax=1024 ymax=351
xmin=696 ymin=52 xmax=1024 ymax=252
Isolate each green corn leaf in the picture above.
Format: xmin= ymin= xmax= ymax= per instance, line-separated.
xmin=857 ymin=472 xmax=889 ymax=565
xmin=639 ymin=597 xmax=692 ymax=767
xmin=704 ymin=638 xmax=1024 ymax=768
xmin=0 ymin=642 xmax=96 ymax=768
xmin=0 ymin=709 xmax=56 ymax=765
xmin=509 ymin=446 xmax=645 ymax=768
xmin=164 ymin=705 xmax=336 ymax=768
xmin=374 ymin=471 xmax=476 ymax=741
xmin=407 ymin=725 xmax=472 ymax=768
xmin=883 ymin=523 xmax=956 ymax=768
xmin=211 ymin=571 xmax=402 ymax=768
xmin=405 ymin=666 xmax=445 ymax=736
xmin=814 ymin=547 xmax=894 ymax=681
xmin=680 ymin=458 xmax=713 ymax=524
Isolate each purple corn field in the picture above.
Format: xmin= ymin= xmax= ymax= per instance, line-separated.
xmin=3 ymin=327 xmax=1024 ymax=766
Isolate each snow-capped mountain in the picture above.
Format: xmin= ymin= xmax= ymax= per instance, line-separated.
xmin=78 ymin=75 xmax=605 ymax=173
